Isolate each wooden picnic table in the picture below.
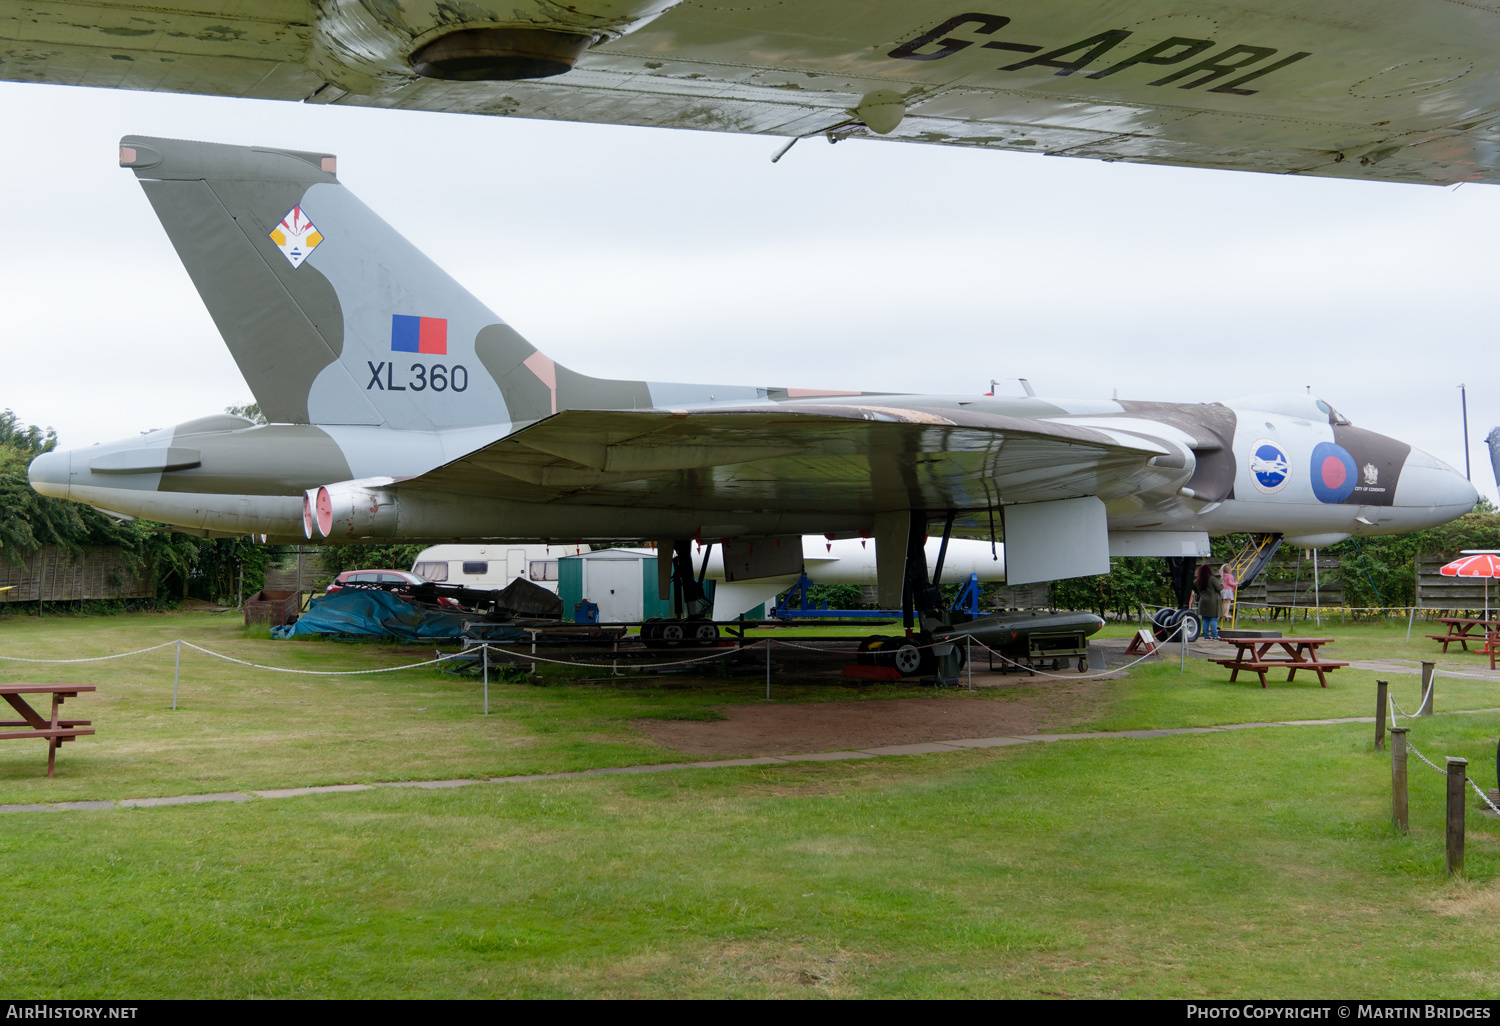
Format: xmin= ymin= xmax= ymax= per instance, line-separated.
xmin=0 ymin=684 xmax=95 ymax=777
xmin=1425 ymin=617 xmax=1500 ymax=654
xmin=1475 ymin=629 xmax=1500 ymax=670
xmin=1208 ymin=637 xmax=1348 ymax=689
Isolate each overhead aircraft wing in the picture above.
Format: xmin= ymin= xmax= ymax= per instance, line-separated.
xmin=395 ymin=402 xmax=1174 ymax=535
xmin=5 ymin=1 xmax=1499 ymax=185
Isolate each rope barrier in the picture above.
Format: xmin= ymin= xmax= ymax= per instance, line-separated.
xmin=1399 ymin=734 xmax=1500 ymax=820
xmin=968 ymin=631 xmax=1174 ymax=680
xmin=769 ymin=624 xmax=1177 ymax=680
xmin=774 ymin=618 xmax=1182 ymax=681
xmin=0 ymin=641 xmax=181 ymax=663
xmin=0 ymin=613 xmax=1253 ymax=684
xmin=1386 ymin=675 xmax=1500 ymax=817
xmin=1406 ymin=739 xmax=1447 ymax=776
xmin=178 ymin=642 xmax=456 ymax=675
xmin=0 ymin=636 xmax=762 ymax=676
xmin=473 ymin=641 xmax=752 ymax=671
xmin=775 ymin=639 xmax=867 ymax=652
xmin=1468 ymin=776 xmax=1500 ymax=817
xmin=9 ymin=625 xmax=1500 ymax=808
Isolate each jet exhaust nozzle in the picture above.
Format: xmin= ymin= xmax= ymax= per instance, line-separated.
xmin=308 ymin=480 xmax=398 ymax=540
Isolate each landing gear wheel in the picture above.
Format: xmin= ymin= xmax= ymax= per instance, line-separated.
xmin=641 ymin=617 xmax=664 ymax=643
xmin=1151 ymin=607 xmax=1177 ymax=642
xmin=1152 ymin=608 xmax=1202 ymax=644
xmin=659 ymin=622 xmax=687 ymax=647
xmin=1179 ymin=611 xmax=1202 ymax=643
xmin=893 ymin=643 xmax=925 ymax=677
xmin=693 ymin=622 xmax=720 ymax=644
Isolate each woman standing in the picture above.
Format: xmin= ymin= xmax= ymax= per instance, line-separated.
xmin=1195 ymin=564 xmax=1224 ymax=640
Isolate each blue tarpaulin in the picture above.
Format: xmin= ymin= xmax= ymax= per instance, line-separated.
xmin=272 ymin=589 xmax=526 ymax=642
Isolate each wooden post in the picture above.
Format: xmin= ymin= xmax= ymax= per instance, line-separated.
xmin=1375 ymin=679 xmax=1388 ymax=750
xmin=1446 ymin=756 xmax=1468 ymax=875
xmin=765 ymin=639 xmax=771 ymax=700
xmin=1391 ymin=727 xmax=1409 ymax=833
xmin=1418 ymin=662 xmax=1436 ymax=716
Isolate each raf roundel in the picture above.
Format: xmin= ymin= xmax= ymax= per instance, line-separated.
xmin=1310 ymin=441 xmax=1358 ymax=503
xmin=1248 ymin=439 xmax=1290 ymax=494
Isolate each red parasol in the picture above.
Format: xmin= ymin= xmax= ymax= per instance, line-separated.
xmin=1439 ymin=553 xmax=1500 ymax=621
xmin=1439 ymin=554 xmax=1500 ymax=577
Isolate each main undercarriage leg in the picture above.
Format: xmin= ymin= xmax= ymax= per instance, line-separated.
xmin=670 ymin=539 xmax=711 ymax=619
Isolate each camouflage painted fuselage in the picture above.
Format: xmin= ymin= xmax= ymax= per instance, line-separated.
xmin=27 ymin=137 xmax=1476 ymax=578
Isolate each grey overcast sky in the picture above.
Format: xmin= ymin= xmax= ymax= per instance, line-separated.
xmin=3 ymin=79 xmax=1497 ymax=502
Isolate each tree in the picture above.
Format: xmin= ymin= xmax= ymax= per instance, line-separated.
xmin=225 ymin=402 xmax=268 ymax=425
xmin=1331 ymin=503 xmax=1500 ymax=607
xmin=0 ymin=410 xmax=138 ymax=568
xmin=319 ymin=544 xmax=428 ymax=578
xmin=1 ymin=408 xmax=273 ymax=606
xmin=0 ymin=409 xmax=55 ymax=455
xmin=1048 ymin=557 xmax=1174 ymax=618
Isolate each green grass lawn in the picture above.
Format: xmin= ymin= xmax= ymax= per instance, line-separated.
xmin=3 ymin=721 xmax=1499 ymax=997
xmin=1 ymin=610 xmax=1499 ymax=997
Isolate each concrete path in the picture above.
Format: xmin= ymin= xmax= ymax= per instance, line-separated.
xmin=5 ymin=706 xmax=1498 ymax=815
xmin=1345 ymin=659 xmax=1500 ymax=682
xmin=1099 ymin=635 xmax=1500 ymax=681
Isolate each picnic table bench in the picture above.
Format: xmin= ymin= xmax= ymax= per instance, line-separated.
xmin=0 ymin=684 xmax=95 ymax=777
xmin=1476 ymin=629 xmax=1500 ymax=670
xmin=1424 ymin=617 xmax=1500 ymax=654
xmin=1208 ymin=637 xmax=1348 ymax=689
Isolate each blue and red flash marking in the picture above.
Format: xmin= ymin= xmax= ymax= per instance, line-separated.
xmin=391 ymin=315 xmax=447 ymax=355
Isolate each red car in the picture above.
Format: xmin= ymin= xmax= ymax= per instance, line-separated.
xmin=325 ymin=569 xmax=461 ymax=608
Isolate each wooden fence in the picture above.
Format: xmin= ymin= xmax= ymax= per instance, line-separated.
xmin=0 ymin=546 xmax=153 ymax=603
xmin=263 ymin=549 xmax=326 ymax=594
xmin=1234 ymin=555 xmax=1345 ymax=607
xmin=1416 ymin=555 xmax=1498 ymax=610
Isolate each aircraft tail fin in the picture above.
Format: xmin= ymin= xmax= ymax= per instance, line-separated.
xmin=120 ymin=134 xmax=573 ymax=430
xmin=1488 ymin=428 xmax=1500 ymax=493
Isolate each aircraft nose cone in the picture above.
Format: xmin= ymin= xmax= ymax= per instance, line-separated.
xmin=1395 ymin=447 xmax=1477 ymax=511
xmin=26 ymin=449 xmax=71 ymax=499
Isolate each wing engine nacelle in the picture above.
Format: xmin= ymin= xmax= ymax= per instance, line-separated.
xmin=305 ymin=479 xmax=399 ymax=540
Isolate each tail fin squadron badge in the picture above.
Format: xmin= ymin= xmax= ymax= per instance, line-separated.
xmin=269 ymin=206 xmax=323 ymax=268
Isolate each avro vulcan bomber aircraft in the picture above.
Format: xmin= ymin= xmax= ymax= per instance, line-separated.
xmin=3 ymin=3 xmax=1500 ymax=186
xmin=28 ymin=137 xmax=1477 ymax=631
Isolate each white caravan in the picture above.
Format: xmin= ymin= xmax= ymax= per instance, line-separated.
xmin=411 ymin=543 xmax=590 ymax=595
xmin=701 ymin=536 xmax=1006 ymax=620
xmin=416 ymin=537 xmax=1004 ymax=616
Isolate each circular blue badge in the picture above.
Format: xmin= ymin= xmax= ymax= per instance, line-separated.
xmin=1249 ymin=440 xmax=1290 ymax=494
xmin=1310 ymin=441 xmax=1357 ymax=504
